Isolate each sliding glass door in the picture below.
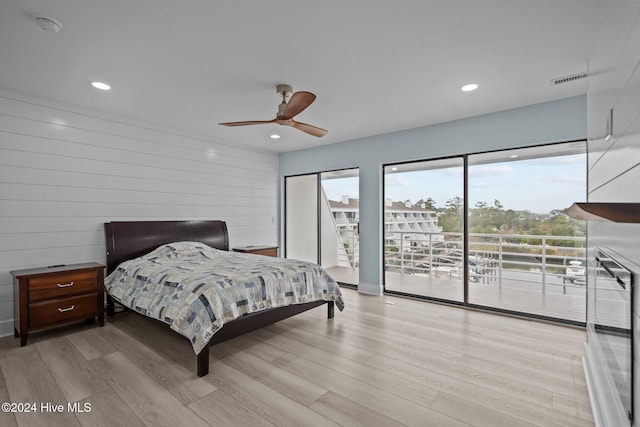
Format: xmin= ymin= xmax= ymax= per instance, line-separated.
xmin=383 ymin=141 xmax=587 ymax=323
xmin=383 ymin=158 xmax=464 ymax=302
xmin=467 ymin=142 xmax=586 ymax=322
xmin=285 ymin=168 xmax=359 ymax=286
xmin=320 ymin=169 xmax=359 ymax=286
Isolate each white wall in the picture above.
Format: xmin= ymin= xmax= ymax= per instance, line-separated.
xmin=284 ymin=174 xmax=318 ymax=263
xmin=584 ymin=1 xmax=640 ymax=425
xmin=0 ymin=89 xmax=279 ymax=337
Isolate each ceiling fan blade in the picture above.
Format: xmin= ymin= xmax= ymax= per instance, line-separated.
xmin=291 ymin=120 xmax=328 ymax=137
xmin=282 ymin=91 xmax=316 ymax=119
xmin=219 ymin=119 xmax=276 ymax=126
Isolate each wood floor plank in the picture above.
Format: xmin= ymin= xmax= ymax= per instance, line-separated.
xmin=0 ymin=367 xmax=18 ymax=427
xmin=66 ymin=327 xmax=117 ymax=361
xmin=245 ymin=326 xmax=441 ymax=408
xmin=35 ymin=337 xmax=110 ymax=403
xmin=93 ymin=321 xmax=199 ymax=392
xmin=0 ymin=337 xmax=35 ymax=361
xmin=203 ymin=358 xmax=341 ymax=427
xmin=552 ymin=393 xmax=595 ymax=424
xmin=91 ymin=352 xmax=210 ymax=427
xmin=74 ymin=389 xmax=146 ymax=427
xmin=274 ymin=312 xmax=556 ymax=408
xmin=189 ymin=389 xmax=277 ymax=427
xmin=0 ymin=350 xmax=81 ymax=427
xmin=210 ymin=342 xmax=328 ymax=407
xmin=169 ymin=377 xmax=217 ymax=406
xmin=309 ymin=391 xmax=406 ymax=427
xmin=243 ymin=324 xmax=586 ymax=426
xmin=269 ymin=351 xmax=467 ymax=427
xmin=430 ymin=391 xmax=540 ymax=427
xmin=457 ymin=352 xmax=585 ymax=400
xmin=108 ymin=312 xmax=197 ymax=368
xmin=335 ymin=301 xmax=583 ymax=372
xmin=364 ymin=352 xmax=586 ymax=427
xmin=284 ymin=309 xmax=591 ymax=425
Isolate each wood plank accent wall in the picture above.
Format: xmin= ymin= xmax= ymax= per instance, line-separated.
xmin=585 ymin=1 xmax=640 ymax=425
xmin=0 ymin=90 xmax=279 ymax=337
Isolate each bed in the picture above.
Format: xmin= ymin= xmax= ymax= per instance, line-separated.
xmin=104 ymin=220 xmax=343 ymax=376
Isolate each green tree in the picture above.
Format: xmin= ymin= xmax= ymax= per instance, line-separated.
xmin=440 ymin=197 xmax=463 ymax=232
xmin=415 ymin=197 xmax=437 ymax=210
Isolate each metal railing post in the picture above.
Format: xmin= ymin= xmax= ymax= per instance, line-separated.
xmin=400 ymin=231 xmax=404 ymax=275
xmin=541 ymin=237 xmax=546 ymax=294
xmin=498 ymin=235 xmax=503 ymax=289
xmin=428 ymin=233 xmax=433 ymax=278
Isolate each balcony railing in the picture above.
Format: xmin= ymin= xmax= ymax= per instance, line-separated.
xmin=384 ymin=231 xmax=586 ymax=295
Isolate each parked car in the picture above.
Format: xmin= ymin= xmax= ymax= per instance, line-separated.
xmin=564 ymin=260 xmax=586 ymax=284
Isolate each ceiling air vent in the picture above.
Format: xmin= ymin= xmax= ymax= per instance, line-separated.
xmin=550 ymin=72 xmax=588 ymax=85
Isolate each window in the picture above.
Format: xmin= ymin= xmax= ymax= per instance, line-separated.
xmin=383 ymin=141 xmax=587 ymax=323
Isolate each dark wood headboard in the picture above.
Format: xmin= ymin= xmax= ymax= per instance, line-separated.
xmin=104 ymin=220 xmax=229 ymax=274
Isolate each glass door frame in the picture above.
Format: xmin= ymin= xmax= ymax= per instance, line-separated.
xmin=382 ymin=140 xmax=587 ymax=326
xmin=284 ymin=167 xmax=360 ymax=288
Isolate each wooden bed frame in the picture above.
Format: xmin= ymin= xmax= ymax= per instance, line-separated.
xmin=104 ymin=220 xmax=335 ymax=377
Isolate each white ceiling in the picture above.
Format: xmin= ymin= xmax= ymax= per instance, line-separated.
xmin=0 ymin=0 xmax=596 ymax=153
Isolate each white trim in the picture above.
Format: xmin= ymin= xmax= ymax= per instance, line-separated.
xmin=583 ymin=353 xmax=604 ymax=427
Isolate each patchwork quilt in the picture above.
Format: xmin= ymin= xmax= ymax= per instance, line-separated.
xmin=104 ymin=241 xmax=344 ymax=354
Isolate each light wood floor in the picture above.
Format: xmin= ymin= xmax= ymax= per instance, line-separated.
xmin=0 ymin=289 xmax=593 ymax=427
xmin=327 ymin=267 xmax=587 ymax=324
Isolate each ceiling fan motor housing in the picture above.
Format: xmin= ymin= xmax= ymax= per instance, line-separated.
xmin=276 ymin=84 xmax=292 ymax=117
xmin=276 ymin=84 xmax=293 ymax=96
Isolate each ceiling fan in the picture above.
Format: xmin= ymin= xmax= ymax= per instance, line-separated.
xmin=219 ymin=84 xmax=328 ymax=137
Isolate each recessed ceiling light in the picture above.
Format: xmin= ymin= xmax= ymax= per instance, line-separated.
xmin=461 ymin=83 xmax=478 ymax=92
xmin=90 ymin=81 xmax=111 ymax=91
xmin=270 ymin=134 xmax=280 ymax=139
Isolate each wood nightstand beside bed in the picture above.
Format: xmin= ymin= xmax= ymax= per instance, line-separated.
xmin=11 ymin=262 xmax=105 ymax=346
xmin=233 ymin=245 xmax=278 ymax=257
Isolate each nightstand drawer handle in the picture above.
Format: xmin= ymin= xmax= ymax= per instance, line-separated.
xmin=58 ymin=305 xmax=75 ymax=313
xmin=57 ymin=281 xmax=74 ymax=288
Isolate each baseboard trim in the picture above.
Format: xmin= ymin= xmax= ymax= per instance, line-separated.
xmin=583 ymin=352 xmax=603 ymax=427
xmin=0 ymin=318 xmax=14 ymax=338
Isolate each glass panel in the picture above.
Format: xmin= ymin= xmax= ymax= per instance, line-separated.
xmin=384 ymin=158 xmax=464 ymax=302
xmin=588 ymin=248 xmax=632 ymax=422
xmin=285 ymin=174 xmax=318 ymax=263
xmin=467 ymin=141 xmax=587 ymax=322
xmin=320 ymin=169 xmax=359 ymax=285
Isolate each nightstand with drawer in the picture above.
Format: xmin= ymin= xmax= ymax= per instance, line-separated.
xmin=11 ymin=262 xmax=105 ymax=346
xmin=233 ymin=245 xmax=279 ymax=257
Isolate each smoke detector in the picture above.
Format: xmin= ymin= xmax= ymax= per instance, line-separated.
xmin=34 ymin=16 xmax=63 ymax=33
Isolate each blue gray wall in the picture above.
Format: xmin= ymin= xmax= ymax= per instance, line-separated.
xmin=280 ymin=95 xmax=587 ymax=293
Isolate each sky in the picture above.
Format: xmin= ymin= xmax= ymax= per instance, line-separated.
xmin=322 ymin=153 xmax=586 ymax=214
